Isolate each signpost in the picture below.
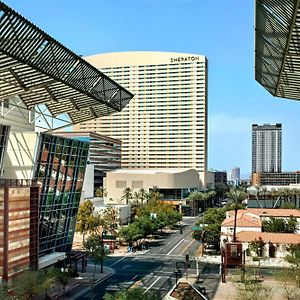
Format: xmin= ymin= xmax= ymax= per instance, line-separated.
xmin=192 ymin=226 xmax=201 ymax=231
xmin=102 ymin=235 xmax=116 ymax=240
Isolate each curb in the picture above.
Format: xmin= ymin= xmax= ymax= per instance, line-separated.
xmin=59 ymin=267 xmax=115 ymax=300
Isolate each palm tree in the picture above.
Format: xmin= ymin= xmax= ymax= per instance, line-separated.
xmin=139 ymin=188 xmax=147 ymax=205
xmin=207 ymin=190 xmax=216 ymax=207
xmin=121 ymin=187 xmax=133 ymax=205
xmin=95 ymin=187 xmax=107 ymax=198
xmin=187 ymin=191 xmax=203 ymax=216
xmin=227 ymin=187 xmax=247 ymax=242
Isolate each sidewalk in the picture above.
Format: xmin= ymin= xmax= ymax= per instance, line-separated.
xmin=34 ymin=264 xmax=114 ymax=300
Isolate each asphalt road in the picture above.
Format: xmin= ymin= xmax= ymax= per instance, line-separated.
xmin=74 ymin=217 xmax=220 ymax=299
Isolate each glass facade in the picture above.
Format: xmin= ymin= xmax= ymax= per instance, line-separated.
xmin=0 ymin=124 xmax=10 ymax=177
xmin=34 ymin=133 xmax=89 ymax=257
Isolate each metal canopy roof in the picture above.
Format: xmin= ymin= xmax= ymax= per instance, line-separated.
xmin=255 ymin=0 xmax=300 ymax=100
xmin=0 ymin=2 xmax=133 ymax=124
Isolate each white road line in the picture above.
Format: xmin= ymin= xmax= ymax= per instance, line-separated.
xmin=167 ymin=238 xmax=184 ymax=255
xmin=144 ymin=276 xmax=161 ymax=293
xmin=110 ymin=255 xmax=129 ymax=267
xmin=180 ymin=239 xmax=195 ymax=256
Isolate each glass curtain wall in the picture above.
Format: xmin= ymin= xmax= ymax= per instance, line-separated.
xmin=34 ymin=133 xmax=89 ymax=257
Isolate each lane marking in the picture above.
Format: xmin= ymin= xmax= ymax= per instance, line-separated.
xmin=180 ymin=239 xmax=195 ymax=256
xmin=143 ymin=276 xmax=161 ymax=293
xmin=110 ymin=255 xmax=129 ymax=267
xmin=167 ymin=238 xmax=184 ymax=255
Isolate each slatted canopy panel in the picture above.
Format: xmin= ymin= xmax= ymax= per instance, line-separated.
xmin=255 ymin=0 xmax=300 ymax=100
xmin=0 ymin=1 xmax=133 ymax=124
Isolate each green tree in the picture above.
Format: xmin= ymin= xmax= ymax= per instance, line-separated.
xmin=76 ymin=200 xmax=102 ymax=242
xmin=214 ymin=182 xmax=229 ymax=203
xmin=122 ymin=187 xmax=133 ymax=205
xmin=138 ymin=188 xmax=147 ymax=205
xmin=83 ymin=233 xmax=109 ymax=299
xmin=95 ymin=187 xmax=107 ymax=198
xmin=11 ymin=269 xmax=51 ymax=300
xmin=0 ymin=284 xmax=12 ymax=300
xmin=102 ymin=206 xmax=118 ymax=231
xmin=187 ymin=191 xmax=203 ymax=216
xmin=262 ymin=216 xmax=298 ymax=233
xmin=46 ymin=267 xmax=70 ymax=298
xmin=193 ymin=208 xmax=227 ymax=250
xmin=104 ymin=287 xmax=159 ymax=300
xmin=276 ymin=244 xmax=300 ymax=299
xmin=227 ymin=187 xmax=247 ymax=242
xmin=83 ymin=233 xmax=108 ymax=277
xmin=248 ymin=237 xmax=265 ymax=257
xmin=118 ymin=222 xmax=144 ymax=243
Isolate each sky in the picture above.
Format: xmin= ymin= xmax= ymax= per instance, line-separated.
xmin=3 ymin=0 xmax=300 ymax=177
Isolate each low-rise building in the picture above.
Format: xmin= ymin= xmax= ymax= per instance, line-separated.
xmin=105 ymin=168 xmax=201 ymax=204
xmin=221 ymin=208 xmax=300 ymax=258
xmin=236 ymin=231 xmax=300 ymax=258
xmin=252 ymin=172 xmax=300 ymax=186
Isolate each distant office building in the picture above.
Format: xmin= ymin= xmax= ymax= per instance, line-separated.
xmin=214 ymin=171 xmax=227 ymax=185
xmin=252 ymin=124 xmax=282 ymax=173
xmin=53 ymin=131 xmax=121 ymax=196
xmin=252 ymin=172 xmax=300 ymax=186
xmin=231 ymin=167 xmax=240 ymax=180
xmin=76 ymin=51 xmax=208 ymax=187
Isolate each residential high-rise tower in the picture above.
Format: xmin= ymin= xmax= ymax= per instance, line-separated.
xmin=76 ymin=52 xmax=208 ymax=184
xmin=252 ymin=123 xmax=282 ymax=173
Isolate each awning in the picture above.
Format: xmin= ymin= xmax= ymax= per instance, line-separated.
xmin=0 ymin=1 xmax=134 ymax=124
xmin=255 ymin=0 xmax=300 ymax=100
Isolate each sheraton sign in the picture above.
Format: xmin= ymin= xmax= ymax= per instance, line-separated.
xmin=170 ymin=56 xmax=200 ymax=63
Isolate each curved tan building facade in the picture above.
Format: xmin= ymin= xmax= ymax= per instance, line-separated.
xmin=76 ymin=51 xmax=207 ymax=174
xmin=105 ymin=168 xmax=200 ymax=203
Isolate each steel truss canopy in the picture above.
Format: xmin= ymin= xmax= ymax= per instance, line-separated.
xmin=0 ymin=1 xmax=133 ymax=124
xmin=255 ymin=0 xmax=300 ymax=100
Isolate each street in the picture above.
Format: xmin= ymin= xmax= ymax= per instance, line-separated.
xmin=72 ymin=217 xmax=221 ymax=299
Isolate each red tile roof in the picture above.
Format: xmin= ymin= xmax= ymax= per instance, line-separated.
xmin=222 ymin=212 xmax=262 ymax=228
xmin=236 ymin=231 xmax=300 ymax=244
xmin=246 ymin=208 xmax=300 ymax=218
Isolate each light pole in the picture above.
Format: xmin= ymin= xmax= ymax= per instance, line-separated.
xmin=100 ymin=230 xmax=106 ymax=273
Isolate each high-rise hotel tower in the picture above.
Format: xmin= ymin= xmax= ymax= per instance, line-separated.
xmin=76 ymin=52 xmax=208 ymax=181
xmin=252 ymin=123 xmax=282 ymax=173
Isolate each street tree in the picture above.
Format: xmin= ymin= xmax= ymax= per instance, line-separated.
xmin=102 ymin=206 xmax=117 ymax=231
xmin=193 ymin=207 xmax=227 ymax=250
xmin=227 ymin=187 xmax=247 ymax=242
xmin=76 ymin=200 xmax=102 ymax=242
xmin=46 ymin=267 xmax=70 ymax=299
xmin=187 ymin=191 xmax=203 ymax=216
xmin=83 ymin=233 xmax=109 ymax=299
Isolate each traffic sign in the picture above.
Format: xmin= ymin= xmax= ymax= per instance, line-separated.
xmin=102 ymin=235 xmax=116 ymax=240
xmin=192 ymin=226 xmax=202 ymax=231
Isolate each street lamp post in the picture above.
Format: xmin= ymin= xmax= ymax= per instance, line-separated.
xmin=100 ymin=230 xmax=106 ymax=273
xmin=174 ymin=268 xmax=182 ymax=286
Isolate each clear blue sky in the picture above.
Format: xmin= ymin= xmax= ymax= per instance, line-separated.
xmin=4 ymin=0 xmax=300 ymax=176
